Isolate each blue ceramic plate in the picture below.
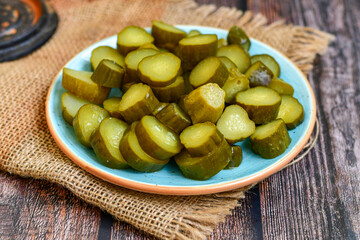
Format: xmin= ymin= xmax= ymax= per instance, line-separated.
xmin=46 ymin=26 xmax=316 ymax=195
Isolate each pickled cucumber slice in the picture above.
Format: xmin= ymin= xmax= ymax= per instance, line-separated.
xmin=152 ymin=102 xmax=169 ymax=116
xmin=90 ymin=46 xmax=125 ymax=70
xmin=62 ymin=68 xmax=110 ymax=105
xmin=217 ymin=38 xmax=227 ymax=48
xmin=216 ymin=44 xmax=251 ymax=73
xmin=268 ymin=78 xmax=294 ymax=96
xmin=216 ymin=105 xmax=255 ymax=144
xmin=152 ymin=76 xmax=186 ymax=102
xmin=245 ymin=61 xmax=274 ymax=87
xmin=175 ymin=137 xmax=231 ymax=180
xmin=90 ymin=117 xmax=129 ymax=169
xmin=103 ymin=97 xmax=123 ymax=119
xmin=118 ymin=83 xmax=159 ymax=123
xmin=218 ymin=56 xmax=237 ymax=70
xmin=235 ymin=86 xmax=281 ymax=124
xmin=277 ymin=95 xmax=304 ymax=129
xmin=180 ymin=122 xmax=223 ymax=156
xmin=155 ymin=103 xmax=191 ymax=134
xmin=227 ymin=26 xmax=251 ymax=51
xmin=61 ymin=92 xmax=91 ymax=126
xmin=120 ymin=122 xmax=169 ymax=172
xmin=184 ymin=83 xmax=225 ymax=124
xmin=73 ymin=104 xmax=110 ymax=148
xmin=178 ymin=34 xmax=218 ymax=71
xmin=91 ymin=59 xmax=125 ymax=88
xmin=222 ymin=68 xmax=250 ymax=104
xmin=224 ymin=146 xmax=243 ymax=169
xmin=189 ymin=56 xmax=229 ymax=88
xmin=187 ymin=29 xmax=201 ymax=37
xmin=251 ymin=54 xmax=280 ymax=77
xmin=124 ymin=48 xmax=159 ymax=83
xmin=138 ymin=43 xmax=159 ymax=51
xmin=135 ymin=115 xmax=182 ymax=160
xmin=138 ymin=52 xmax=181 ymax=87
xmin=151 ymin=20 xmax=187 ymax=50
xmin=250 ymin=119 xmax=291 ymax=159
xmin=117 ymin=26 xmax=154 ymax=55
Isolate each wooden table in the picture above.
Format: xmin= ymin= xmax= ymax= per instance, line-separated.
xmin=1 ymin=0 xmax=359 ymax=239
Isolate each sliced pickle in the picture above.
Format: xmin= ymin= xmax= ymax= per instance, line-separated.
xmin=218 ymin=56 xmax=237 ymax=70
xmin=90 ymin=46 xmax=125 ymax=70
xmin=138 ymin=43 xmax=159 ymax=51
xmin=61 ymin=92 xmax=91 ymax=126
xmin=90 ymin=117 xmax=129 ymax=169
xmin=62 ymin=68 xmax=110 ymax=105
xmin=152 ymin=76 xmax=186 ymax=102
xmin=235 ymin=86 xmax=281 ymax=124
xmin=216 ymin=105 xmax=255 ymax=144
xmin=103 ymin=97 xmax=123 ymax=119
xmin=151 ymin=20 xmax=187 ymax=50
xmin=180 ymin=122 xmax=223 ymax=156
xmin=251 ymin=54 xmax=280 ymax=77
xmin=117 ymin=26 xmax=154 ymax=55
xmin=138 ymin=52 xmax=181 ymax=87
xmin=182 ymin=72 xmax=194 ymax=94
xmin=120 ymin=122 xmax=169 ymax=172
xmin=175 ymin=138 xmax=231 ymax=180
xmin=178 ymin=34 xmax=218 ymax=71
xmin=277 ymin=95 xmax=304 ymax=129
xmin=225 ymin=146 xmax=243 ymax=169
xmin=155 ymin=103 xmax=191 ymax=134
xmin=177 ymin=95 xmax=188 ymax=114
xmin=118 ymin=83 xmax=159 ymax=123
xmin=217 ymin=38 xmax=227 ymax=48
xmin=73 ymin=104 xmax=109 ymax=148
xmin=187 ymin=29 xmax=201 ymax=37
xmin=227 ymin=26 xmax=251 ymax=51
xmin=91 ymin=59 xmax=124 ymax=88
xmin=222 ymin=68 xmax=250 ymax=104
xmin=184 ymin=83 xmax=225 ymax=124
xmin=152 ymin=102 xmax=169 ymax=116
xmin=250 ymin=119 xmax=291 ymax=159
xmin=245 ymin=61 xmax=274 ymax=87
xmin=268 ymin=78 xmax=294 ymax=96
xmin=216 ymin=44 xmax=250 ymax=73
xmin=189 ymin=56 xmax=229 ymax=88
xmin=135 ymin=115 xmax=182 ymax=160
xmin=124 ymin=48 xmax=159 ymax=83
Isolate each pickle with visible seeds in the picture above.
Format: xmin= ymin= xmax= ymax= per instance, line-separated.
xmin=90 ymin=117 xmax=129 ymax=169
xmin=189 ymin=56 xmax=229 ymax=88
xmin=225 ymin=146 xmax=243 ymax=169
xmin=103 ymin=97 xmax=123 ymax=119
xmin=73 ymin=104 xmax=110 ymax=148
xmin=175 ymin=138 xmax=231 ymax=180
xmin=155 ymin=103 xmax=191 ymax=134
xmin=117 ymin=26 xmax=154 ymax=55
xmin=268 ymin=78 xmax=294 ymax=96
xmin=180 ymin=122 xmax=223 ymax=156
xmin=184 ymin=83 xmax=225 ymax=124
xmin=118 ymin=83 xmax=159 ymax=123
xmin=187 ymin=30 xmax=201 ymax=37
xmin=216 ymin=105 xmax=255 ymax=144
xmin=245 ymin=61 xmax=274 ymax=87
xmin=90 ymin=46 xmax=125 ymax=70
xmin=61 ymin=92 xmax=91 ymax=126
xmin=218 ymin=56 xmax=237 ymax=70
xmin=178 ymin=34 xmax=218 ymax=71
xmin=227 ymin=26 xmax=251 ymax=51
xmin=235 ymin=86 xmax=281 ymax=124
xmin=91 ymin=59 xmax=124 ymax=88
xmin=62 ymin=68 xmax=110 ymax=105
xmin=251 ymin=54 xmax=280 ymax=77
xmin=152 ymin=102 xmax=169 ymax=116
xmin=222 ymin=68 xmax=250 ymax=104
xmin=120 ymin=122 xmax=169 ymax=172
xmin=138 ymin=52 xmax=181 ymax=87
xmin=277 ymin=95 xmax=304 ymax=129
xmin=135 ymin=115 xmax=182 ymax=160
xmin=216 ymin=44 xmax=251 ymax=73
xmin=250 ymin=119 xmax=291 ymax=159
xmin=152 ymin=76 xmax=186 ymax=102
xmin=151 ymin=20 xmax=187 ymax=50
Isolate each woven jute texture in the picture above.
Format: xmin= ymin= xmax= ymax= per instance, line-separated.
xmin=0 ymin=0 xmax=334 ymax=239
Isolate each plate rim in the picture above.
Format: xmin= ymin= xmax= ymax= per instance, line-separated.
xmin=45 ymin=25 xmax=317 ymax=195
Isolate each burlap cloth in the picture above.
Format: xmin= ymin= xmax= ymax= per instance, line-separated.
xmin=0 ymin=0 xmax=334 ymax=239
